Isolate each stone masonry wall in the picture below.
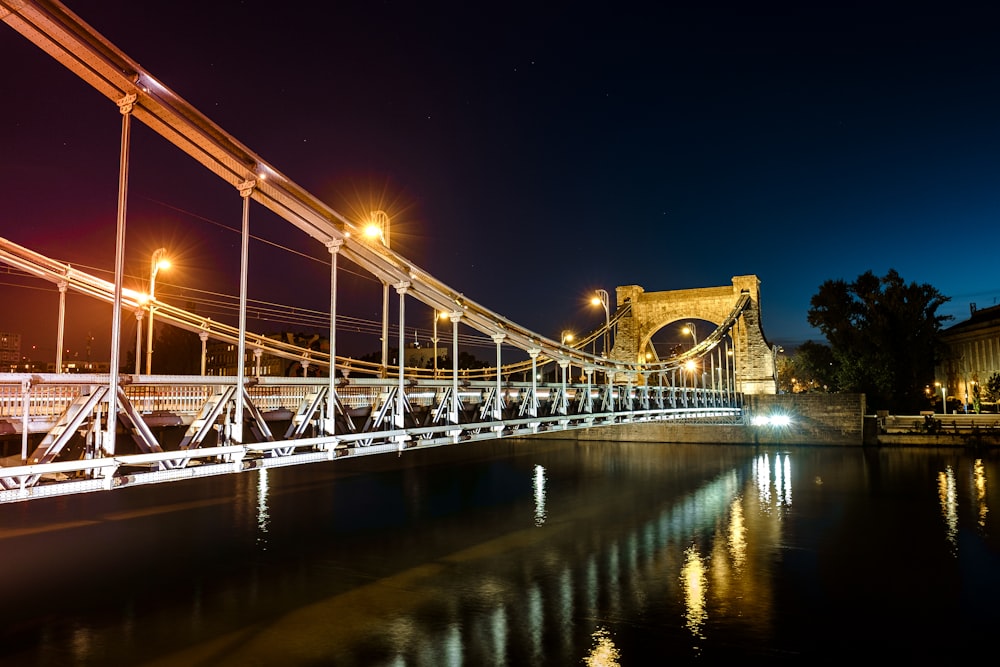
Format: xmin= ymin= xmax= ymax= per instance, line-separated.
xmin=529 ymin=393 xmax=867 ymax=446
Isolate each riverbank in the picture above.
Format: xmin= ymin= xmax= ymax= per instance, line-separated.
xmin=537 ymin=394 xmax=1000 ymax=447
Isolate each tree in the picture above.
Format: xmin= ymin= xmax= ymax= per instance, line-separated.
xmin=806 ymin=269 xmax=951 ymax=413
xmin=985 ymin=372 xmax=1000 ymax=412
xmin=790 ymin=340 xmax=838 ymax=392
xmin=153 ymin=324 xmax=201 ymax=375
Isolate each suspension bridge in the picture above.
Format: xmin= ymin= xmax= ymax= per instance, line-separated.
xmin=0 ymin=0 xmax=776 ymax=504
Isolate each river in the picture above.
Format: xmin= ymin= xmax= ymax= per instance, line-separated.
xmin=2 ymin=439 xmax=998 ymax=665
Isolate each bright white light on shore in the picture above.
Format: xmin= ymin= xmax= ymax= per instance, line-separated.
xmin=752 ymin=413 xmax=792 ymax=427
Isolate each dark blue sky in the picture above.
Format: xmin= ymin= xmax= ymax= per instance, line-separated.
xmin=3 ymin=1 xmax=1000 ymax=360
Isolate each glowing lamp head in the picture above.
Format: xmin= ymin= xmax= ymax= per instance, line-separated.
xmin=685 ymin=360 xmax=697 ymax=372
xmin=364 ymin=224 xmax=382 ymax=240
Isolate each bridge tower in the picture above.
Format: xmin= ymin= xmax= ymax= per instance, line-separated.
xmin=610 ymin=275 xmax=776 ymax=394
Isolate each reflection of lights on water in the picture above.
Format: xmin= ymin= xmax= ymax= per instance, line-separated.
xmin=528 ymin=584 xmax=544 ymax=662
xmin=71 ymin=623 xmax=93 ymax=661
xmin=937 ymin=466 xmax=957 ymax=553
xmin=774 ymin=453 xmax=783 ymax=498
xmin=533 ymin=464 xmax=547 ymax=526
xmin=490 ymin=606 xmax=508 ymax=660
xmin=974 ymin=459 xmax=989 ymax=529
xmin=782 ymin=454 xmax=792 ymax=505
xmin=754 ymin=453 xmax=793 ymax=511
xmin=773 ymin=453 xmax=792 ymax=506
xmin=756 ymin=453 xmax=771 ymax=507
xmin=443 ymin=623 xmax=462 ymax=666
xmin=727 ymin=497 xmax=746 ymax=571
xmin=257 ymin=468 xmax=270 ymax=548
xmin=586 ymin=555 xmax=598 ymax=616
xmin=583 ymin=627 xmax=621 ymax=667
xmin=681 ymin=545 xmax=708 ymax=642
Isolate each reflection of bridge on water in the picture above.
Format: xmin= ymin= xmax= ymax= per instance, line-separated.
xmin=0 ymin=1 xmax=774 ymax=503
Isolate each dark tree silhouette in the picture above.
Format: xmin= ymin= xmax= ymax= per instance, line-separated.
xmin=807 ymin=269 xmax=951 ymax=413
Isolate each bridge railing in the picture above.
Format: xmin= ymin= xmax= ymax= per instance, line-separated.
xmin=0 ymin=373 xmax=741 ymax=425
xmin=0 ymin=371 xmax=743 ymax=503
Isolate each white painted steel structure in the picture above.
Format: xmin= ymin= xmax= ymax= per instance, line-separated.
xmin=0 ymin=1 xmax=751 ymax=503
xmin=0 ymin=372 xmax=743 ymax=503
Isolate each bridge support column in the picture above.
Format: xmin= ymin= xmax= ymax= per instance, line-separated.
xmin=326 ymin=238 xmax=343 ymax=435
xmin=105 ymin=92 xmax=138 ymax=457
xmin=199 ymin=330 xmax=208 ymax=376
xmin=394 ymin=281 xmax=411 ymax=429
xmin=730 ymin=276 xmax=777 ymax=395
xmin=448 ymin=311 xmax=463 ymax=424
xmin=233 ymin=178 xmax=256 ymax=445
xmin=492 ymin=333 xmax=506 ymax=422
xmin=558 ymin=360 xmax=570 ymax=415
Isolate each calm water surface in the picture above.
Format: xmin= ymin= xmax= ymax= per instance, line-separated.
xmin=2 ymin=440 xmax=999 ymax=665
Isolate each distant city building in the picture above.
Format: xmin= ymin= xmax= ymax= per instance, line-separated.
xmin=0 ymin=332 xmax=20 ymax=372
xmin=939 ymin=302 xmax=1000 ymax=409
xmin=205 ymin=332 xmax=329 ymax=377
xmin=61 ymin=361 xmax=110 ymax=374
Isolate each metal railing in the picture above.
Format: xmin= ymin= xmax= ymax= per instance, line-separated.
xmin=0 ymin=372 xmax=743 ymax=503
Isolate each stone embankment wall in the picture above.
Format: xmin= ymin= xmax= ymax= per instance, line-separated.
xmin=540 ymin=393 xmax=868 ymax=446
xmin=878 ymin=413 xmax=1000 ymax=446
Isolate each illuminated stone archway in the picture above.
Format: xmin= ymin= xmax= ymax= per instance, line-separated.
xmin=609 ymin=275 xmax=776 ymax=394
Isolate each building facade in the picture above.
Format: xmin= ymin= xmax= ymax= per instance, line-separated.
xmin=0 ymin=332 xmax=21 ymax=372
xmin=939 ymin=303 xmax=1000 ymax=410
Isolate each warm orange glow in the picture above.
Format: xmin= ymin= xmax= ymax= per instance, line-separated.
xmin=685 ymin=360 xmax=697 ymax=372
xmin=681 ymin=545 xmax=708 ymax=639
xmin=364 ymin=224 xmax=382 ymax=239
xmin=584 ymin=628 xmax=620 ymax=667
xmin=590 ymin=296 xmax=601 ymax=306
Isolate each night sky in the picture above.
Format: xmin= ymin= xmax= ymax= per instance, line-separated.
xmin=3 ymin=1 xmax=1000 ymax=362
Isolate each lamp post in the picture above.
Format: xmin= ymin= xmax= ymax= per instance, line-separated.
xmin=936 ymin=381 xmax=946 ymax=414
xmin=682 ymin=322 xmax=698 ymax=349
xmin=591 ymin=290 xmax=611 ymax=357
xmin=561 ymin=330 xmax=574 ymax=384
xmin=432 ymin=310 xmax=447 ymax=378
xmin=685 ymin=359 xmax=698 ymax=406
xmin=134 ymin=306 xmax=145 ymax=375
xmin=145 ymin=248 xmax=170 ymax=374
xmin=591 ymin=289 xmax=611 ymax=385
xmin=366 ymin=210 xmax=390 ymax=378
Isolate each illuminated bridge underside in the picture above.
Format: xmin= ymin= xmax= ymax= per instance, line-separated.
xmin=0 ymin=374 xmax=742 ymax=504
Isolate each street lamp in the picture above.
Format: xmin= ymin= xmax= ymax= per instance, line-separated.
xmin=366 ymin=210 xmax=390 ymax=378
xmin=561 ymin=330 xmax=574 ymax=384
xmin=134 ymin=301 xmax=146 ymax=375
xmin=591 ymin=289 xmax=610 ymax=357
xmin=591 ymin=289 xmax=611 ymax=385
xmin=145 ymin=248 xmax=170 ymax=374
xmin=682 ymin=322 xmax=698 ymax=349
xmin=432 ymin=310 xmax=448 ymax=378
xmin=936 ymin=381 xmax=946 ymax=414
